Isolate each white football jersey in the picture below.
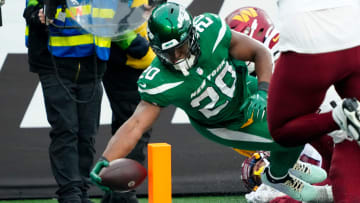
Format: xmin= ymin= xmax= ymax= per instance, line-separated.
xmin=277 ymin=0 xmax=360 ymax=53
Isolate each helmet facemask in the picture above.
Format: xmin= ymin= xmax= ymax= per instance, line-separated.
xmin=152 ymin=27 xmax=199 ymax=76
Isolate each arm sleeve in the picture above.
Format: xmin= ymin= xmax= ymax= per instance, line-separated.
xmin=23 ymin=4 xmax=43 ymax=27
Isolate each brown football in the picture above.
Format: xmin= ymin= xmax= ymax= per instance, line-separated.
xmin=99 ymin=158 xmax=147 ymax=191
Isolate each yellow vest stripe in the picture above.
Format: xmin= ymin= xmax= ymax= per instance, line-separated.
xmin=25 ymin=26 xmax=29 ymax=35
xmin=95 ymin=36 xmax=111 ymax=48
xmin=49 ymin=34 xmax=94 ymax=46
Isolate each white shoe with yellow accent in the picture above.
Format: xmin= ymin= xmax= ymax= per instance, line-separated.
xmin=261 ymin=167 xmax=318 ymax=202
xmin=289 ymin=160 xmax=327 ymax=184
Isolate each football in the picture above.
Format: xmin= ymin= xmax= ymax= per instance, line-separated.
xmin=99 ymin=158 xmax=147 ymax=191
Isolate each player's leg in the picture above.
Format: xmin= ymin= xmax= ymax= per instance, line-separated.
xmin=240 ymin=75 xmax=321 ymax=182
xmin=308 ymin=135 xmax=333 ymax=185
xmin=239 ymin=122 xmax=328 ymax=201
xmin=190 ymin=118 xmax=325 ymax=201
xmin=267 ymin=52 xmax=340 ymax=146
xmin=244 ymin=69 xmax=332 ymax=200
xmin=329 ymin=46 xmax=360 ymax=203
xmin=239 ymin=121 xmax=326 ymax=182
xmin=243 ymin=74 xmax=299 ymax=175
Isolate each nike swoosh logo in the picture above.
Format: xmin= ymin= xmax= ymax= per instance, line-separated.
xmin=138 ymin=81 xmax=184 ymax=95
xmin=139 ymin=83 xmax=146 ymax=88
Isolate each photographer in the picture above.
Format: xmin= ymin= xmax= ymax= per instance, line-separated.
xmin=26 ymin=0 xmax=111 ymax=202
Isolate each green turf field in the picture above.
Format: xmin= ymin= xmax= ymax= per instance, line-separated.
xmin=0 ymin=195 xmax=247 ymax=203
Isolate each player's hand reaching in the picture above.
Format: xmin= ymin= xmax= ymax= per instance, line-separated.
xmin=90 ymin=156 xmax=111 ymax=192
xmin=241 ymin=90 xmax=268 ymax=122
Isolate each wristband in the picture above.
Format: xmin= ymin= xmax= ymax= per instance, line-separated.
xmin=258 ymin=81 xmax=269 ymax=92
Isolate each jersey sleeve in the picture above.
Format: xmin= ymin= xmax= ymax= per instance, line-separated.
xmin=197 ymin=13 xmax=232 ymax=49
xmin=137 ymin=60 xmax=174 ymax=107
xmin=210 ymin=13 xmax=232 ymax=50
xmin=194 ymin=13 xmax=232 ymax=61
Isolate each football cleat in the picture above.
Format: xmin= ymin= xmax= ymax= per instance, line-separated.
xmin=332 ymin=98 xmax=360 ymax=143
xmin=327 ymin=129 xmax=348 ymax=144
xmin=305 ymin=184 xmax=333 ymax=203
xmin=261 ymin=167 xmax=319 ymax=201
xmin=288 ymin=160 xmax=327 ymax=184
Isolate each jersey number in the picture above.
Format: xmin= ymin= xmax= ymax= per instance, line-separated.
xmin=194 ymin=15 xmax=214 ymax=32
xmin=140 ymin=67 xmax=160 ymax=80
xmin=191 ymin=61 xmax=236 ymax=118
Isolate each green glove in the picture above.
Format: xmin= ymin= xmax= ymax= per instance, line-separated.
xmin=241 ymin=90 xmax=268 ymax=122
xmin=90 ymin=156 xmax=111 ymax=192
xmin=114 ymin=30 xmax=137 ymax=50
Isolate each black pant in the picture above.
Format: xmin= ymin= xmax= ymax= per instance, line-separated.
xmin=39 ymin=56 xmax=106 ymax=203
xmin=101 ymin=67 xmax=151 ymax=203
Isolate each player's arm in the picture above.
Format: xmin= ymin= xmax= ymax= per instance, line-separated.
xmin=229 ymin=30 xmax=273 ymax=121
xmin=90 ymin=100 xmax=161 ymax=191
xmin=103 ymin=100 xmax=161 ymax=161
xmin=23 ymin=2 xmax=45 ymax=26
xmin=229 ymin=30 xmax=272 ymax=83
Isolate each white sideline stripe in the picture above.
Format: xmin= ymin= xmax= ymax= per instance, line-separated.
xmin=20 ymin=83 xmax=113 ymax=128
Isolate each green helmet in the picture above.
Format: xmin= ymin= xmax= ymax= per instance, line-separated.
xmin=148 ymin=0 xmax=167 ymax=6
xmin=147 ymin=2 xmax=200 ymax=76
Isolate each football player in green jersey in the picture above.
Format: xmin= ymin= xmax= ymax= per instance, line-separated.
xmin=91 ymin=2 xmax=325 ymax=201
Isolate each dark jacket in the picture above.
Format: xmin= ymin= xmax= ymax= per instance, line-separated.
xmin=23 ymin=0 xmax=53 ymax=73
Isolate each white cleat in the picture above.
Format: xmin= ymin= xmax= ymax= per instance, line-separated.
xmin=289 ymin=160 xmax=327 ymax=184
xmin=261 ymin=167 xmax=318 ymax=201
xmin=332 ymin=98 xmax=360 ymax=144
xmin=305 ymin=184 xmax=333 ymax=203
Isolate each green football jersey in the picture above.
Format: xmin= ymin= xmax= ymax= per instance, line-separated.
xmin=138 ymin=13 xmax=249 ymax=128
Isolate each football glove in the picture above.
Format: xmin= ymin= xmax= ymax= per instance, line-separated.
xmin=241 ymin=90 xmax=268 ymax=122
xmin=90 ymin=156 xmax=111 ymax=192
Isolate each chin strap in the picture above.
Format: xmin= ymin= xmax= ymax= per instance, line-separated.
xmin=174 ymin=54 xmax=196 ymax=76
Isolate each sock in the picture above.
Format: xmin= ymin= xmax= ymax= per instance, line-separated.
xmin=268 ymin=146 xmax=303 ymax=177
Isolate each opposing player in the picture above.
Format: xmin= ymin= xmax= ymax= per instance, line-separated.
xmin=90 ymin=3 xmax=326 ymax=201
xmin=225 ymin=7 xmax=280 ymax=75
xmin=267 ymin=1 xmax=360 ymax=201
xmin=224 ymin=7 xmax=337 ymax=202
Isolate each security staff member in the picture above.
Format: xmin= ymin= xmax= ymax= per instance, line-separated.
xmin=36 ymin=1 xmax=111 ymax=202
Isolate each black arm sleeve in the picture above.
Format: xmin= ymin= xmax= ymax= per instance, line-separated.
xmin=126 ymin=34 xmax=150 ymax=59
